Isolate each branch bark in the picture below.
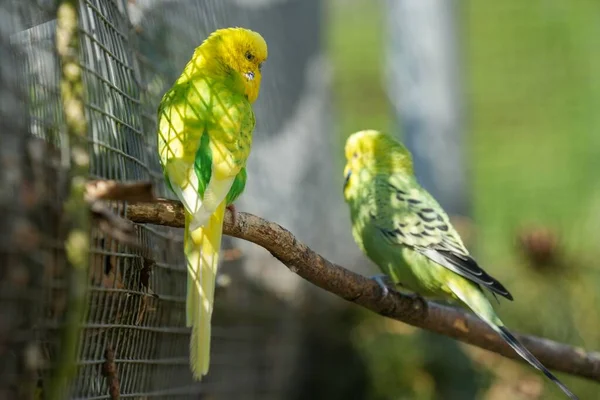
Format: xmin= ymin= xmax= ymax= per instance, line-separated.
xmin=125 ymin=198 xmax=600 ymax=382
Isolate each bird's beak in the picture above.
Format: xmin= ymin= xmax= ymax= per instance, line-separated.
xmin=245 ymin=71 xmax=255 ymax=81
xmin=343 ymin=168 xmax=351 ymax=190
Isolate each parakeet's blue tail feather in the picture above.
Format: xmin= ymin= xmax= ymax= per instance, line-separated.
xmin=496 ymin=326 xmax=578 ymax=400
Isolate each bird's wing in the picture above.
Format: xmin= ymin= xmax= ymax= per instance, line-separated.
xmin=373 ymin=174 xmax=513 ymax=300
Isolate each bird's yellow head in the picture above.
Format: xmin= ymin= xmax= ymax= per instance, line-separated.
xmin=343 ymin=130 xmax=413 ymax=200
xmin=202 ymin=27 xmax=268 ymax=103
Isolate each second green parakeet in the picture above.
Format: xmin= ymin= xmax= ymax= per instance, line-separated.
xmin=342 ymin=129 xmax=577 ymax=399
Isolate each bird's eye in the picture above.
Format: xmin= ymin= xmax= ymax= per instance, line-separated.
xmin=245 ymin=52 xmax=254 ymax=61
xmin=353 ymin=152 xmax=358 ymax=159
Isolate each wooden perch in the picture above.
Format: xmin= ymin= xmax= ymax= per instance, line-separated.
xmin=124 ymin=198 xmax=600 ymax=382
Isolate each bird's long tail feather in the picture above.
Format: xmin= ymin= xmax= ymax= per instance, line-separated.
xmin=495 ymin=326 xmax=577 ymax=399
xmin=448 ymin=281 xmax=578 ymax=399
xmin=184 ymin=201 xmax=226 ymax=379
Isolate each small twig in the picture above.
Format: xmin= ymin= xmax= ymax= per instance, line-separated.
xmin=101 ymin=345 xmax=120 ymax=400
xmin=139 ymin=256 xmax=154 ymax=293
xmin=125 ymin=198 xmax=600 ymax=382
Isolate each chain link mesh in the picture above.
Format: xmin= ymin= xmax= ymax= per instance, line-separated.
xmin=1 ymin=0 xmax=299 ymax=398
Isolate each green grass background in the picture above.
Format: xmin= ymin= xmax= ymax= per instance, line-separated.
xmin=326 ymin=0 xmax=600 ymax=398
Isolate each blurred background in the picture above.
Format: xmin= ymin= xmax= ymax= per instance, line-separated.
xmin=1 ymin=0 xmax=599 ymax=399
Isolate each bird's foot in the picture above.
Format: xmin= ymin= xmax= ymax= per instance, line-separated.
xmin=370 ymin=274 xmax=395 ymax=298
xmin=226 ymin=204 xmax=237 ymax=226
xmin=406 ymin=292 xmax=428 ymax=312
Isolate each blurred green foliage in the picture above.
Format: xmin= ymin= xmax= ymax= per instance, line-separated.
xmin=326 ymin=0 xmax=600 ymax=399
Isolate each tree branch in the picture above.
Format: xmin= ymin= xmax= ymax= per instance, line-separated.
xmin=125 ymin=198 xmax=600 ymax=382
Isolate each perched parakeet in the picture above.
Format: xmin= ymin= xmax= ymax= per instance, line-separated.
xmin=157 ymin=27 xmax=267 ymax=379
xmin=343 ymin=130 xmax=578 ymax=399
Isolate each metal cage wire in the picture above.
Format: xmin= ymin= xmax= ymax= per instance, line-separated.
xmin=2 ymin=0 xmax=299 ymax=398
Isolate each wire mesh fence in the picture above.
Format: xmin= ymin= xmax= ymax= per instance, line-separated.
xmin=1 ymin=0 xmax=301 ymax=398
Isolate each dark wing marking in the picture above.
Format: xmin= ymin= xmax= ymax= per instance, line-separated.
xmin=376 ymin=177 xmax=513 ymax=300
xmin=420 ymin=249 xmax=513 ymax=300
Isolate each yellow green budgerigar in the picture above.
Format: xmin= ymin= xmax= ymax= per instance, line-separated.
xmin=343 ymin=130 xmax=578 ymax=399
xmin=157 ymin=27 xmax=267 ymax=379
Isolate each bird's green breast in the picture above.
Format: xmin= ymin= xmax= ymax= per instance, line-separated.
xmin=158 ymin=72 xmax=254 ymax=200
